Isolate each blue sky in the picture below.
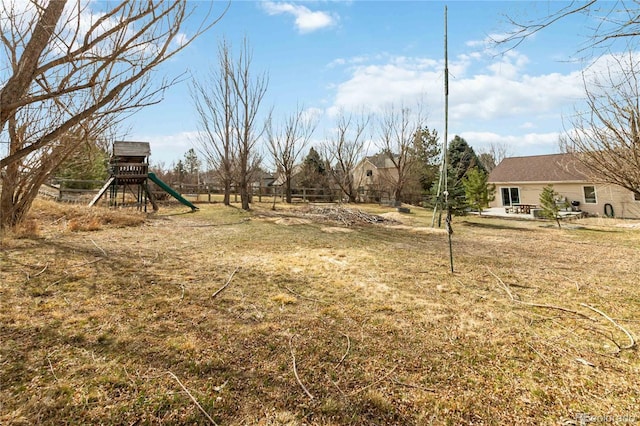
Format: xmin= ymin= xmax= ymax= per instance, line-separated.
xmin=123 ymin=1 xmax=602 ymax=168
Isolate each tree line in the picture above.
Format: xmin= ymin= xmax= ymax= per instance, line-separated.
xmin=4 ymin=0 xmax=640 ymax=229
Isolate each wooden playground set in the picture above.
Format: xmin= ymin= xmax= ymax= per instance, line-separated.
xmin=89 ymin=141 xmax=197 ymax=212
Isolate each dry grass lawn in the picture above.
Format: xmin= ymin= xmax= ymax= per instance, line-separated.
xmin=1 ymin=199 xmax=639 ymax=425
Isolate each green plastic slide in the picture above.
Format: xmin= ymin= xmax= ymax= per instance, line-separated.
xmin=148 ymin=172 xmax=198 ymax=211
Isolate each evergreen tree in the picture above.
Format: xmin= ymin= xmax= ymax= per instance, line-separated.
xmin=183 ymin=148 xmax=201 ymax=184
xmin=411 ymin=127 xmax=440 ymax=195
xmin=539 ymin=185 xmax=563 ymax=228
xmin=173 ymin=160 xmax=186 ymax=183
xmin=299 ymin=148 xmax=332 ymax=201
xmin=448 ymin=135 xmax=486 ymax=181
xmin=462 ymin=167 xmax=495 ymax=215
xmin=55 ymin=140 xmax=109 ymax=189
xmin=436 ymin=168 xmax=468 ymax=216
xmin=432 ymin=135 xmax=484 ymax=215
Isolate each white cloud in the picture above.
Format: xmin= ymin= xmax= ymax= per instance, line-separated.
xmin=323 ymin=48 xmax=589 ymax=156
xmin=327 ymin=49 xmax=585 ymax=121
xmin=326 ymin=57 xmax=443 ymax=116
xmin=143 ymin=131 xmax=201 ymax=166
xmin=449 ymin=70 xmax=584 ymax=122
xmin=262 ymin=1 xmax=336 ymax=33
xmin=173 ymin=33 xmax=189 ymax=48
xmin=460 ymin=131 xmax=562 ymax=155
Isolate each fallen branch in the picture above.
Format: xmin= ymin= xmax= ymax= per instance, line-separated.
xmin=487 ymin=268 xmax=514 ymax=300
xmin=90 ymin=238 xmax=107 ymax=256
xmin=167 ymin=371 xmax=218 ymax=425
xmin=212 ymin=267 xmax=239 ymax=299
xmin=525 ymin=342 xmax=550 ymax=366
xmin=330 ymin=379 xmax=347 ymax=396
xmin=580 ymin=303 xmax=636 ymax=350
xmin=517 ymin=301 xmax=594 ymax=321
xmin=487 ymin=268 xmax=594 ymax=321
xmin=335 ymin=333 xmax=351 ymax=369
xmin=47 ymin=352 xmax=58 ymax=381
xmin=33 ymin=263 xmax=49 ymax=279
xmin=289 ymin=334 xmax=314 ymax=400
xmin=349 ymin=365 xmax=398 ymax=396
xmin=575 ymin=357 xmax=596 ymax=367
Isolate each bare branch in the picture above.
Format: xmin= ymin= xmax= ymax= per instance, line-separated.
xmin=563 ymin=51 xmax=640 ymax=198
xmin=267 ymin=104 xmax=318 ymax=203
xmin=581 ymin=303 xmax=636 ymax=350
xmin=212 ymin=267 xmax=239 ymax=299
xmin=496 ymin=1 xmax=597 ymax=52
xmin=167 ymin=371 xmax=218 ymax=425
xmin=289 ymin=334 xmax=314 ymax=400
xmin=322 ymin=109 xmax=372 ymax=203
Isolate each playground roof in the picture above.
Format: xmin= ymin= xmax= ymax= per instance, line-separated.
xmin=113 ymin=141 xmax=151 ymax=158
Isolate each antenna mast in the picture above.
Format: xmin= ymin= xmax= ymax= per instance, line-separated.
xmin=432 ymin=6 xmax=454 ymax=272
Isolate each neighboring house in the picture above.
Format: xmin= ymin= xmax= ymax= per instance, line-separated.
xmin=352 ymin=153 xmax=400 ymax=203
xmin=488 ymin=153 xmax=640 ymax=219
xmin=271 ymin=164 xmax=303 ymax=189
xmin=251 ymin=169 xmax=275 ymax=193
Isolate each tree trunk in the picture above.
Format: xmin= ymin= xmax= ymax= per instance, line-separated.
xmin=285 ymin=178 xmax=292 ymax=204
xmin=239 ymin=173 xmax=250 ymax=210
xmin=394 ymin=187 xmax=403 ymax=205
xmin=0 ymin=0 xmax=67 ymax=130
xmin=0 ymin=165 xmax=23 ymax=229
xmin=223 ymin=179 xmax=231 ymax=206
xmin=241 ymin=184 xmax=250 ymax=210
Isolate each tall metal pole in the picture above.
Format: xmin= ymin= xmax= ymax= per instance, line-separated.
xmin=443 ymin=6 xmax=454 ymax=273
xmin=431 ymin=6 xmax=450 ymax=230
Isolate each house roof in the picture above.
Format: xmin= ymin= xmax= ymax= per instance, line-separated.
xmin=488 ymin=153 xmax=592 ymax=183
xmin=363 ymin=153 xmax=397 ymax=169
xmin=272 ymin=164 xmax=303 ymax=186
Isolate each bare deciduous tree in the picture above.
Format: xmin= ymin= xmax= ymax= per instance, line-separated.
xmin=498 ymin=1 xmax=640 ymax=54
xmin=191 ymin=39 xmax=236 ymax=206
xmin=0 ymin=0 xmax=223 ymax=228
xmin=229 ymin=38 xmax=268 ymax=211
xmin=322 ymin=110 xmax=371 ymax=203
xmin=562 ymin=52 xmax=640 ymax=199
xmin=477 ymin=142 xmax=511 ymax=172
xmin=267 ymin=105 xmax=317 ymax=203
xmin=376 ymin=103 xmax=425 ymax=204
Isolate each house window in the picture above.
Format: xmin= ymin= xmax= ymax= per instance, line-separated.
xmin=500 ymin=187 xmax=520 ymax=205
xmin=366 ymin=170 xmax=373 ymax=177
xmin=583 ymin=186 xmax=597 ymax=204
xmin=634 ymin=191 xmax=640 ymax=201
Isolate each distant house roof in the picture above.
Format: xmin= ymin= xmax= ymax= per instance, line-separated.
xmin=272 ymin=164 xmax=303 ymax=186
xmin=488 ymin=153 xmax=592 ymax=183
xmin=253 ymin=169 xmax=275 ymax=185
xmin=362 ymin=153 xmax=397 ymax=169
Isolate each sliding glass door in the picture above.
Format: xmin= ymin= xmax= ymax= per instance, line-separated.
xmin=501 ymin=187 xmax=520 ymax=206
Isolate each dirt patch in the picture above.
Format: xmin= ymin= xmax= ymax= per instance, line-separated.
xmin=274 ymin=217 xmax=312 ymax=225
xmin=391 ymin=224 xmax=447 ymax=234
xmin=320 ymin=226 xmax=353 ymax=234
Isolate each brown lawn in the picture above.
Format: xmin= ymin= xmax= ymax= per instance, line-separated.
xmin=1 ymin=199 xmax=639 ymax=425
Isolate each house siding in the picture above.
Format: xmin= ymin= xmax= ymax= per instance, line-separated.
xmin=352 ymin=158 xmax=400 ymax=202
xmin=490 ymin=182 xmax=640 ymax=219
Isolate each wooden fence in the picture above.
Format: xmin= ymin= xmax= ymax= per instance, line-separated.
xmin=46 ymin=179 xmax=342 ymax=205
xmin=45 ymin=178 xmax=427 ymax=206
